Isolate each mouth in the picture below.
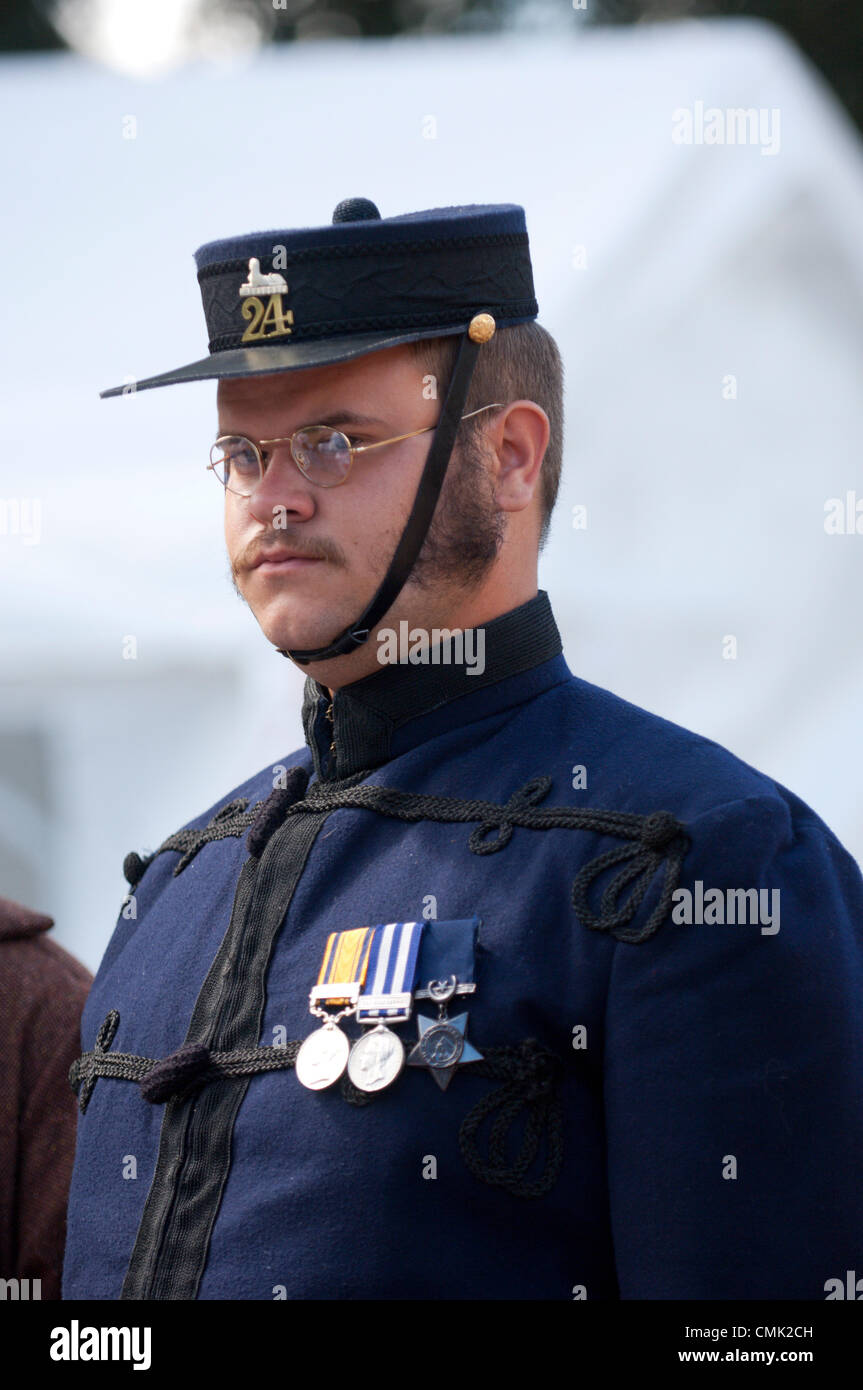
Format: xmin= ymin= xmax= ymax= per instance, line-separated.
xmin=250 ymin=551 xmax=325 ymax=574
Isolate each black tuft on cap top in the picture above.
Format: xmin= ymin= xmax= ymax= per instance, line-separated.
xmin=332 ymin=197 xmax=381 ymax=223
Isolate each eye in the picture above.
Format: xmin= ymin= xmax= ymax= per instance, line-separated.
xmin=228 ymin=443 xmax=259 ymax=475
xmin=211 ymin=437 xmax=260 ymax=484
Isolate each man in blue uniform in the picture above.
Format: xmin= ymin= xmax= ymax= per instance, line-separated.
xmin=63 ymin=198 xmax=863 ymax=1300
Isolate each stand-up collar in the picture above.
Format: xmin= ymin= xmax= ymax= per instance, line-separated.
xmin=301 ymin=589 xmax=563 ymax=782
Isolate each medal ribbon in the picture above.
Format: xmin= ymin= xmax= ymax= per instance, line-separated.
xmin=312 ymin=926 xmax=375 ymax=1008
xmin=357 ymin=921 xmax=425 ymax=1022
xmin=414 ymin=916 xmax=478 ymax=995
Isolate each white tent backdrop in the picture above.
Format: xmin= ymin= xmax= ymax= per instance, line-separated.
xmin=1 ymin=18 xmax=861 ymax=971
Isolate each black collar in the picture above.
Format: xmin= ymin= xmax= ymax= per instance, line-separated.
xmin=301 ymin=589 xmax=563 ymax=781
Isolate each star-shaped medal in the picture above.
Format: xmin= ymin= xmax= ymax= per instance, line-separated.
xmin=407 ymin=1012 xmax=483 ymax=1091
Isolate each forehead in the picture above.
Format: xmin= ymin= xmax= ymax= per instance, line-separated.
xmin=216 ymin=342 xmax=424 ymax=423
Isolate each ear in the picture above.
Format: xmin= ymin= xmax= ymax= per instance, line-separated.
xmin=489 ymin=401 xmax=549 ymax=513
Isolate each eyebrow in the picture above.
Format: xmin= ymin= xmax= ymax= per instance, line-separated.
xmin=214 ymin=410 xmax=390 ymax=441
xmin=317 ymin=410 xmax=390 ymax=429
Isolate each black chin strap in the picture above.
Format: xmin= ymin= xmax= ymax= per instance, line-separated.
xmin=280 ymin=317 xmax=491 ymax=665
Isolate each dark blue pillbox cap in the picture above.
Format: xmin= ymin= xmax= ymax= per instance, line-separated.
xmin=100 ymin=198 xmax=539 ymax=398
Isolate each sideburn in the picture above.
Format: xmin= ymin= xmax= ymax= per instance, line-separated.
xmin=409 ymin=433 xmax=505 ymax=591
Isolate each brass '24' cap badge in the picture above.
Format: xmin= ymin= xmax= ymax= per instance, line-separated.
xmin=238 ymin=257 xmax=294 ymax=344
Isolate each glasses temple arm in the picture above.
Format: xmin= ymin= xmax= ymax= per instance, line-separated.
xmin=351 ymin=404 xmax=504 ymax=456
xmin=350 ymin=423 xmax=435 ymax=455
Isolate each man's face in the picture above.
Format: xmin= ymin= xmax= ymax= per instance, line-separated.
xmin=219 ymin=344 xmax=503 ymax=668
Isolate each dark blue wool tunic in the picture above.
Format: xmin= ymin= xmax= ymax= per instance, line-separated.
xmin=62 ymin=592 xmax=863 ymax=1300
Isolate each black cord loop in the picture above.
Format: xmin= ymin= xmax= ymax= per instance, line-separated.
xmin=70 ymin=1015 xmax=565 ymax=1197
xmin=297 ymin=775 xmax=689 ymax=943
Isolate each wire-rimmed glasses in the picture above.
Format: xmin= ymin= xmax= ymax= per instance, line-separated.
xmin=208 ymin=403 xmax=506 ymax=495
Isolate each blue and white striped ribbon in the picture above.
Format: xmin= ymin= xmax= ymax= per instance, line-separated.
xmin=356 ymin=921 xmax=424 ymax=1022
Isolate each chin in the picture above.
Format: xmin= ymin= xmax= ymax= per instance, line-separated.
xmin=253 ymin=599 xmax=336 ymax=655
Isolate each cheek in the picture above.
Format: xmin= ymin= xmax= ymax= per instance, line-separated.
xmin=353 ymin=450 xmax=422 ymax=524
xmin=223 ymin=497 xmax=243 ymax=548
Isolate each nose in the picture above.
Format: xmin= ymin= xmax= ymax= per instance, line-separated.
xmin=247 ymin=444 xmax=317 ymax=526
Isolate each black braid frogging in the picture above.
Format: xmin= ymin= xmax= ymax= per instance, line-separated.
xmin=122 ymin=767 xmax=312 ymax=888
xmin=458 ymin=1040 xmax=564 ymax=1198
xmin=123 ymin=797 xmax=257 ymax=887
xmin=294 ymin=774 xmax=689 ymax=944
xmin=69 ymin=1023 xmax=302 ymax=1114
xmin=70 ymin=1016 xmax=564 ymax=1198
xmin=123 ymin=773 xmax=688 ymax=942
xmin=100 ymin=777 xmax=690 ymax=1200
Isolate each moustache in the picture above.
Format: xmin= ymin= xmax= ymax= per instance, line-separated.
xmin=236 ymin=531 xmax=346 ymax=572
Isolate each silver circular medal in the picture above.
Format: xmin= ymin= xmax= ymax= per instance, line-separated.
xmin=417 ymin=1020 xmax=464 ymax=1069
xmin=347 ymin=1025 xmax=405 ymax=1093
xmin=295 ymin=1023 xmax=350 ymax=1090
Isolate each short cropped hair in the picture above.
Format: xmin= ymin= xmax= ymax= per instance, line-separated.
xmin=409 ymin=321 xmax=565 ymax=549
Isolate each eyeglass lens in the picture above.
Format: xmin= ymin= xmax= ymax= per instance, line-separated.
xmin=210 ymin=428 xmax=353 ymax=492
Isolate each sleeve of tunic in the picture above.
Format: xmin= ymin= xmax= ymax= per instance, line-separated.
xmin=603 ymin=790 xmax=863 ymax=1299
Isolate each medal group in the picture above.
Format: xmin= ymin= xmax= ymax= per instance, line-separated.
xmin=295 ymin=920 xmax=483 ymax=1094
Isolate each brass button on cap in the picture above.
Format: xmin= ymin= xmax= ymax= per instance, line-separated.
xmin=468 ymin=312 xmax=496 ymax=343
